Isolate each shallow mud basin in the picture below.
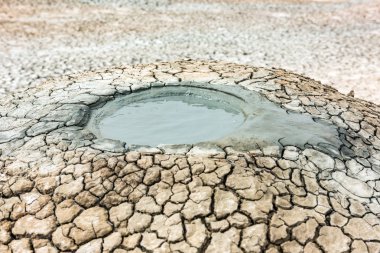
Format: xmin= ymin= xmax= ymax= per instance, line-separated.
xmin=89 ymin=87 xmax=245 ymax=146
xmin=0 ymin=61 xmax=380 ymax=253
xmin=87 ymin=85 xmax=341 ymax=153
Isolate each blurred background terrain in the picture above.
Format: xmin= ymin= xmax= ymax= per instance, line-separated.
xmin=0 ymin=0 xmax=379 ymax=103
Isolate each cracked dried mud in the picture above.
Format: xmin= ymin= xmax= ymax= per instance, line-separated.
xmin=0 ymin=60 xmax=379 ymax=252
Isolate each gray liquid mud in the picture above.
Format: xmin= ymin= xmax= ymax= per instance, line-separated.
xmin=96 ymin=95 xmax=244 ymax=146
xmin=87 ymin=84 xmax=342 ymax=153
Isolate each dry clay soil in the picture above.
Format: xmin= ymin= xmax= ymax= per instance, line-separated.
xmin=0 ymin=0 xmax=379 ymax=104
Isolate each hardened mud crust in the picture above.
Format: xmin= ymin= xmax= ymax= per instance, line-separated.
xmin=0 ymin=60 xmax=379 ymax=252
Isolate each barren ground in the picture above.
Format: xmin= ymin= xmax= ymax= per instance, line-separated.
xmin=0 ymin=0 xmax=379 ymax=103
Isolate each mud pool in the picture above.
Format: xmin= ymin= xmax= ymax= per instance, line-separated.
xmin=87 ymin=85 xmax=342 ymax=153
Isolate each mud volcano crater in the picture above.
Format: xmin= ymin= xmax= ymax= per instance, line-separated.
xmin=87 ymin=86 xmax=246 ymax=147
xmin=87 ymin=84 xmax=341 ymax=154
xmin=0 ymin=60 xmax=379 ymax=253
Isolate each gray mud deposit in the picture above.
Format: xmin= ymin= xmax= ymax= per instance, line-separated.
xmin=87 ymin=85 xmax=341 ymax=152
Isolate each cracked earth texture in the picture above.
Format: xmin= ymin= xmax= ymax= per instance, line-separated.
xmin=0 ymin=60 xmax=380 ymax=252
xmin=0 ymin=0 xmax=380 ymax=104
